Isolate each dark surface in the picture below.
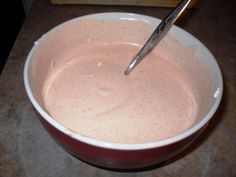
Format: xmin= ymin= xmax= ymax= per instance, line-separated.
xmin=0 ymin=1 xmax=25 ymax=74
xmin=0 ymin=0 xmax=235 ymax=176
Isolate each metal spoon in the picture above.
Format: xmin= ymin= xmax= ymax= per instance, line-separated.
xmin=124 ymin=0 xmax=191 ymax=75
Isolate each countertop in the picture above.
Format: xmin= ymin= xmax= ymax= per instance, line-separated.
xmin=0 ymin=0 xmax=235 ymax=176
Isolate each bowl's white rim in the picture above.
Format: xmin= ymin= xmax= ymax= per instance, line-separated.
xmin=23 ymin=12 xmax=223 ymax=150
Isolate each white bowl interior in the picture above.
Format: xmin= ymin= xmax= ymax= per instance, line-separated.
xmin=24 ymin=13 xmax=223 ymax=150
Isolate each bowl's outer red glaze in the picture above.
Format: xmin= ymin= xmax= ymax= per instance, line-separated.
xmin=38 ymin=115 xmax=205 ymax=169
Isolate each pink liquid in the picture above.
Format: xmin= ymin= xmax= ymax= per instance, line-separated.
xmin=42 ymin=20 xmax=198 ymax=144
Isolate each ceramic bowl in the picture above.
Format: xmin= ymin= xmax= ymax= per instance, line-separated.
xmin=24 ymin=13 xmax=223 ymax=169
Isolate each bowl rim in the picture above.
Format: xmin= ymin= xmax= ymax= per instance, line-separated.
xmin=23 ymin=12 xmax=223 ymax=150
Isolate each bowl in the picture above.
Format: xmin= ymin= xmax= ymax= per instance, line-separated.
xmin=23 ymin=12 xmax=223 ymax=169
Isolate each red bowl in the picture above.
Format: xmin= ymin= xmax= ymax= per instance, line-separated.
xmin=24 ymin=13 xmax=223 ymax=169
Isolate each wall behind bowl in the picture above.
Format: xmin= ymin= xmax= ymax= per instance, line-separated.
xmin=0 ymin=0 xmax=33 ymax=74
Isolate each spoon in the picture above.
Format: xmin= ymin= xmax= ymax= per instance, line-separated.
xmin=124 ymin=0 xmax=191 ymax=75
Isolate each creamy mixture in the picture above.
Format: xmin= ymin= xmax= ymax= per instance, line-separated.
xmin=42 ymin=19 xmax=198 ymax=144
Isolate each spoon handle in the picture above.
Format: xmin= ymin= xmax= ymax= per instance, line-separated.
xmin=124 ymin=0 xmax=191 ymax=75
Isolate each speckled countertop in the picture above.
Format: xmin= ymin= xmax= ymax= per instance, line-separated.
xmin=0 ymin=0 xmax=235 ymax=176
